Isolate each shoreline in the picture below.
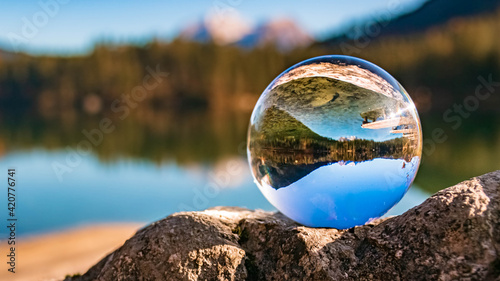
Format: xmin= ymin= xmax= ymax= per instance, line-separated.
xmin=0 ymin=223 xmax=143 ymax=281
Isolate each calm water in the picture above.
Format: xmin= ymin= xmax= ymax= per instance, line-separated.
xmin=0 ymin=150 xmax=429 ymax=237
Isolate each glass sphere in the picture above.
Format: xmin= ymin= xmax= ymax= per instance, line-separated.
xmin=247 ymin=55 xmax=422 ymax=229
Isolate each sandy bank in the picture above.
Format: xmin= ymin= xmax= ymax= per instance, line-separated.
xmin=0 ymin=223 xmax=142 ymax=281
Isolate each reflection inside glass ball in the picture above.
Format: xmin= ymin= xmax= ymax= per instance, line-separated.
xmin=247 ymin=55 xmax=422 ymax=229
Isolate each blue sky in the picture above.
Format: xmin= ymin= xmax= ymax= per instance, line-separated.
xmin=0 ymin=0 xmax=425 ymax=55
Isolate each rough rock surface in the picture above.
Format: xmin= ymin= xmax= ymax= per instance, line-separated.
xmin=68 ymin=170 xmax=500 ymax=281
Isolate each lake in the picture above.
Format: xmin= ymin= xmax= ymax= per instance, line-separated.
xmin=0 ymin=149 xmax=430 ymax=237
xmin=0 ymin=111 xmax=498 ymax=237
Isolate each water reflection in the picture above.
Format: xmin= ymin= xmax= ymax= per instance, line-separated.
xmin=0 ymin=110 xmax=497 ymax=233
xmin=0 ymin=94 xmax=498 ymax=233
xmin=1 ymin=108 xmax=497 ymax=196
xmin=0 ymin=151 xmax=273 ymax=237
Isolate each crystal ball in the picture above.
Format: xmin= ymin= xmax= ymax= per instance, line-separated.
xmin=247 ymin=55 xmax=422 ymax=229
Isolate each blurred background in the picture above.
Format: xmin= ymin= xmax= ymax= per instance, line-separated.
xmin=0 ymin=0 xmax=499 ymax=253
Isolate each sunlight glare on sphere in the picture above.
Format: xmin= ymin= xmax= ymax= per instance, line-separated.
xmin=247 ymin=55 xmax=422 ymax=229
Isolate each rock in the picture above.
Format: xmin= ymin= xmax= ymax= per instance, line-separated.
xmin=67 ymin=170 xmax=500 ymax=281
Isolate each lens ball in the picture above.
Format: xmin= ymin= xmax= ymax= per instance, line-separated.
xmin=247 ymin=55 xmax=422 ymax=229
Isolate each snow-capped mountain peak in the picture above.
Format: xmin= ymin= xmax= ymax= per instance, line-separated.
xmin=180 ymin=14 xmax=313 ymax=51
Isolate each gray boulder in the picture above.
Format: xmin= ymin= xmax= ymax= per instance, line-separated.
xmin=68 ymin=170 xmax=500 ymax=280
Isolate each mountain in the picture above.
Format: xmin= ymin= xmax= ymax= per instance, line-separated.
xmin=237 ymin=18 xmax=313 ymax=51
xmin=179 ymin=12 xmax=251 ymax=45
xmin=322 ymin=0 xmax=500 ymax=45
xmin=180 ymin=15 xmax=312 ymax=51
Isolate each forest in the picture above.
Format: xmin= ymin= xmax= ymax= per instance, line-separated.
xmin=0 ymin=7 xmax=499 ymax=191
